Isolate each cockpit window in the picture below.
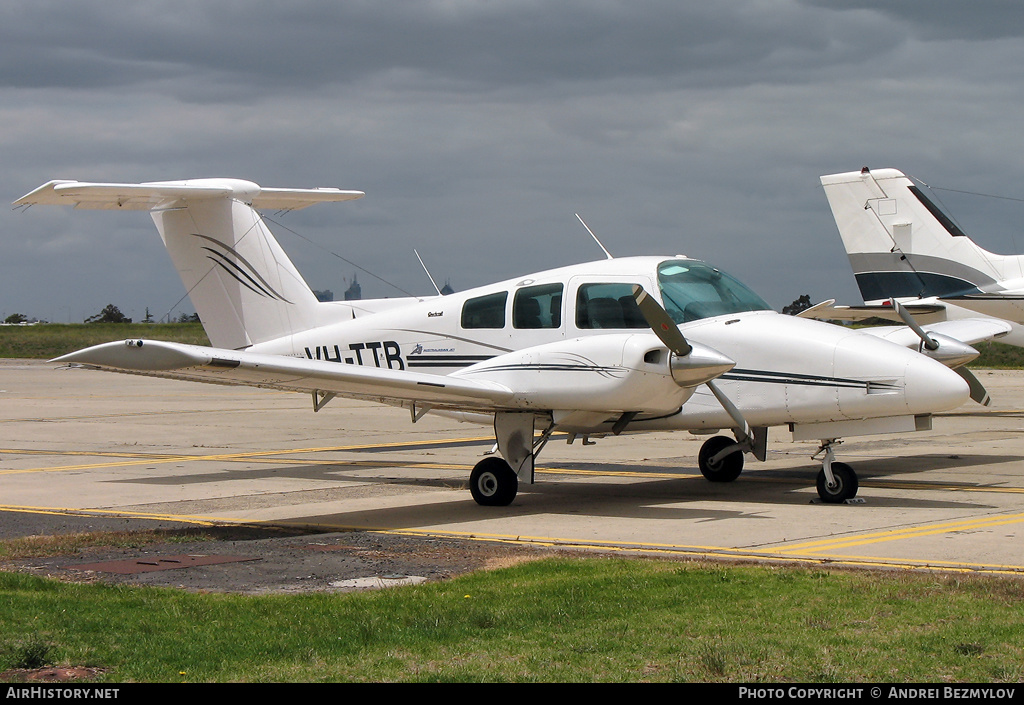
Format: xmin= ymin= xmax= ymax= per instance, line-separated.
xmin=657 ymin=260 xmax=771 ymax=323
xmin=575 ymin=283 xmax=648 ymax=329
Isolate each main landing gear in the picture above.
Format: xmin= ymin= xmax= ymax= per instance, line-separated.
xmin=697 ymin=435 xmax=745 ymax=482
xmin=468 ymin=412 xmax=555 ymax=507
xmin=469 ymin=457 xmax=519 ymax=506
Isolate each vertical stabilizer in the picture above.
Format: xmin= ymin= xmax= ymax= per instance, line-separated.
xmin=14 ymin=178 xmax=363 ymax=349
xmin=820 ymin=168 xmax=1008 ymax=304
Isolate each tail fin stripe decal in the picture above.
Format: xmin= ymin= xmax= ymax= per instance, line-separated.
xmin=202 ymin=248 xmax=289 ymax=302
xmin=193 ymin=233 xmax=293 ymax=303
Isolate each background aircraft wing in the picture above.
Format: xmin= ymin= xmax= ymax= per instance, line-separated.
xmin=52 ymin=339 xmax=514 ymax=411
xmin=940 ymin=294 xmax=1024 ymax=324
xmin=859 ymin=318 xmax=1012 ymax=348
xmin=798 ymin=300 xmax=947 ymax=324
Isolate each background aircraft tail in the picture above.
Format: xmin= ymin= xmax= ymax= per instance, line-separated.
xmin=15 ymin=179 xmax=363 ymax=350
xmin=820 ymin=168 xmax=1015 ymax=304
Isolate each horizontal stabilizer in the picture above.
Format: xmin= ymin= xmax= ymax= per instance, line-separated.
xmin=53 ymin=339 xmax=515 ymax=411
xmin=15 ymin=179 xmax=363 ymax=212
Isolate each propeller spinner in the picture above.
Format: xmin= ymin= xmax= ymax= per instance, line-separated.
xmin=631 ymin=285 xmax=735 ymax=387
xmin=891 ymin=300 xmax=990 ymax=406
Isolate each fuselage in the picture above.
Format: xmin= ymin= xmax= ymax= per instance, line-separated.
xmin=249 ymin=255 xmax=968 ymax=435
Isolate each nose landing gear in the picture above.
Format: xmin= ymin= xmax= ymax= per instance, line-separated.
xmin=813 ymin=439 xmax=859 ymax=503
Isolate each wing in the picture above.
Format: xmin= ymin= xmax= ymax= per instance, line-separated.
xmin=53 ymin=339 xmax=513 ymax=411
xmin=856 ymin=318 xmax=1012 ymax=348
xmin=798 ymin=300 xmax=947 ymax=324
xmin=941 ymin=294 xmax=1024 ymax=324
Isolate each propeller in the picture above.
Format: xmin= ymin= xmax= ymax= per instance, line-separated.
xmin=632 ymin=285 xmax=691 ymax=356
xmin=631 ymin=285 xmax=753 ymax=448
xmin=891 ymin=299 xmax=991 ymax=406
xmin=630 ymin=285 xmax=734 ymax=387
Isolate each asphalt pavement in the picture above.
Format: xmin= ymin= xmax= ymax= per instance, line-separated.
xmin=3 ymin=359 xmax=1024 ymax=589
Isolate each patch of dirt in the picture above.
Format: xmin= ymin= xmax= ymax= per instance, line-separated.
xmin=1 ymin=666 xmax=107 ymax=682
xmin=1 ymin=525 xmax=554 ymax=595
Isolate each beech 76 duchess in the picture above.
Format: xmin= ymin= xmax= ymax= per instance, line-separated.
xmin=15 ymin=178 xmax=973 ymax=505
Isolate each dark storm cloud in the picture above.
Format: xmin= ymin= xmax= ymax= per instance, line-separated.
xmin=802 ymin=0 xmax=1024 ymax=42
xmin=0 ymin=1 xmax=902 ymax=96
xmin=2 ymin=1 xmax=1023 ymax=322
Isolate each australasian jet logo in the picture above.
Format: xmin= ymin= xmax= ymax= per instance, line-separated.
xmin=194 ymin=233 xmax=293 ymax=303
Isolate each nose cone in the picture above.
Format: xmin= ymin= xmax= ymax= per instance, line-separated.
xmin=834 ymin=331 xmax=969 ymax=417
xmin=904 ymin=352 xmax=971 ymax=413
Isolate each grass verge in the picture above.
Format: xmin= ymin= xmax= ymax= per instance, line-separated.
xmin=2 ymin=558 xmax=1024 ymax=682
xmin=0 ymin=323 xmax=209 ymax=359
xmin=2 ymin=325 xmax=1022 ymax=368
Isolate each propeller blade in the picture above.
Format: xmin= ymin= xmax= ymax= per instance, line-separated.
xmin=956 ymin=366 xmax=991 ymax=406
xmin=631 ymin=285 xmax=692 ymax=356
xmin=892 ymin=299 xmax=939 ymax=351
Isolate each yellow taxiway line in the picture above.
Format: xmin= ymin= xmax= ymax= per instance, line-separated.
xmin=3 ymin=503 xmax=1023 ymax=578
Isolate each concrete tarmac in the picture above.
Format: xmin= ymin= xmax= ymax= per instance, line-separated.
xmin=3 ymin=359 xmax=1024 ymax=577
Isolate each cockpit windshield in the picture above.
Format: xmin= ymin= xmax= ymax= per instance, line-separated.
xmin=657 ymin=260 xmax=771 ymax=323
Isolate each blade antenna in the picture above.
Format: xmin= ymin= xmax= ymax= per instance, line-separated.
xmin=575 ymin=214 xmax=614 ymax=260
xmin=415 ymin=249 xmax=443 ymax=296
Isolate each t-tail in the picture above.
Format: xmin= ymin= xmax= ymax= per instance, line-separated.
xmin=14 ymin=179 xmax=363 ymax=350
xmin=820 ymin=167 xmax=1021 ymax=304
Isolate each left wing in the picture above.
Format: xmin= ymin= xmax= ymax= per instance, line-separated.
xmin=53 ymin=339 xmax=514 ymax=411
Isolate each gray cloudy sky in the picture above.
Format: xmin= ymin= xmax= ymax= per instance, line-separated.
xmin=3 ymin=0 xmax=1024 ymax=324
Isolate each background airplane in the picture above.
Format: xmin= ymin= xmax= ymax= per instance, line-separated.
xmin=15 ymin=177 xmax=972 ymax=505
xmin=819 ymin=167 xmax=1024 ymax=347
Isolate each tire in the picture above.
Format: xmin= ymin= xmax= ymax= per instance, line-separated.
xmin=698 ymin=435 xmax=744 ymax=482
xmin=816 ymin=461 xmax=859 ymax=504
xmin=470 ymin=457 xmax=519 ymax=506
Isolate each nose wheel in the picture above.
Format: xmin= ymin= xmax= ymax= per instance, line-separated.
xmin=813 ymin=440 xmax=859 ymax=503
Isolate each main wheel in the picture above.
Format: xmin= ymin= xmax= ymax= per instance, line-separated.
xmin=698 ymin=435 xmax=744 ymax=482
xmin=816 ymin=461 xmax=858 ymax=504
xmin=470 ymin=457 xmax=519 ymax=506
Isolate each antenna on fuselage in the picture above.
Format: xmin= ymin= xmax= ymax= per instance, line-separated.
xmin=414 ymin=249 xmax=443 ymax=296
xmin=575 ymin=214 xmax=614 ymax=259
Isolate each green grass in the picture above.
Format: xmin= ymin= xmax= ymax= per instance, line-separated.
xmin=3 ymin=558 xmax=1024 ymax=682
xmin=968 ymin=341 xmax=1024 ymax=369
xmin=0 ymin=323 xmax=209 ymax=359
xmin=2 ymin=325 xmax=1023 ymax=369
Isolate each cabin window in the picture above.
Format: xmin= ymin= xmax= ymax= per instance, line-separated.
xmin=657 ymin=260 xmax=771 ymax=323
xmin=513 ymin=283 xmax=563 ymax=329
xmin=575 ymin=283 xmax=648 ymax=329
xmin=461 ymin=291 xmax=508 ymax=329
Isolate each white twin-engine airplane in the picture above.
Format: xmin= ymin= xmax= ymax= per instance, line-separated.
xmin=15 ymin=178 xmax=973 ymax=506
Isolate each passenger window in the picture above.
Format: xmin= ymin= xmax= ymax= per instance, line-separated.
xmin=461 ymin=291 xmax=508 ymax=329
xmin=513 ymin=283 xmax=563 ymax=329
xmin=575 ymin=283 xmax=647 ymax=329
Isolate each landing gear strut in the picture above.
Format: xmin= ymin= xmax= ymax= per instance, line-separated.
xmin=469 ymin=412 xmax=554 ymax=506
xmin=813 ymin=439 xmax=859 ymax=503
